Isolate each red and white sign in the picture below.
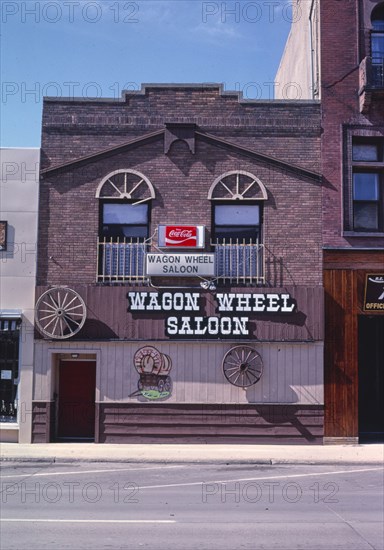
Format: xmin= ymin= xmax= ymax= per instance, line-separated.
xmin=158 ymin=225 xmax=205 ymax=248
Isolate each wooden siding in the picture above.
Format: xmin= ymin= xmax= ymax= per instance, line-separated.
xmin=34 ymin=341 xmax=323 ymax=405
xmin=324 ymin=250 xmax=384 ymax=271
xmin=324 ymin=250 xmax=384 ymax=439
xmin=35 ymin=285 xmax=324 ymax=342
xmin=97 ymin=403 xmax=324 ymax=444
xmin=31 ymin=401 xmax=54 ymax=443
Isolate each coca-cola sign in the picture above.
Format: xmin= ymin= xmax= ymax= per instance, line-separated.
xmin=158 ymin=225 xmax=205 ymax=248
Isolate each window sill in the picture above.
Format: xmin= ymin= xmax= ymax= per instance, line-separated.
xmin=0 ymin=422 xmax=19 ymax=429
xmin=343 ymin=231 xmax=384 ymax=237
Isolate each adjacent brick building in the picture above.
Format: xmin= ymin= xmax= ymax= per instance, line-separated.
xmin=33 ymin=85 xmax=324 ymax=443
xmin=277 ymin=0 xmax=384 ymax=443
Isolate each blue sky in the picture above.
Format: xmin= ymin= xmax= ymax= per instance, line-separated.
xmin=1 ymin=0 xmax=294 ymax=147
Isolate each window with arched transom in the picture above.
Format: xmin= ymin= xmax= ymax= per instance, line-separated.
xmin=208 ymin=171 xmax=267 ymax=284
xmin=96 ymin=170 xmax=155 ymax=283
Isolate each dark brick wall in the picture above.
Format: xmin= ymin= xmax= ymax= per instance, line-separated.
xmin=320 ymin=0 xmax=384 ymax=248
xmin=38 ymin=85 xmax=322 ymax=287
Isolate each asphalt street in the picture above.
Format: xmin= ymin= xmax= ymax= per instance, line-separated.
xmin=1 ymin=461 xmax=383 ymax=550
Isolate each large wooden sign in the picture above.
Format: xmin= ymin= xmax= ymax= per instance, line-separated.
xmin=127 ymin=291 xmax=296 ymax=338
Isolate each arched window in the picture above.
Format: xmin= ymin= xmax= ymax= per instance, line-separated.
xmin=97 ymin=170 xmax=155 ymax=283
xmin=208 ymin=170 xmax=267 ymax=243
xmin=371 ymin=3 xmax=384 ymax=86
xmin=97 ymin=169 xmax=154 ymax=241
xmin=208 ymin=171 xmax=267 ymax=284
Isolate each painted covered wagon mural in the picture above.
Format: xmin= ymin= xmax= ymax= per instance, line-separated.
xmin=133 ymin=346 xmax=173 ymax=400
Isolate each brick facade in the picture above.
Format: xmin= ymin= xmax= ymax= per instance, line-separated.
xmin=319 ymin=0 xmax=384 ymax=441
xmin=38 ymin=85 xmax=322 ymax=288
xmin=33 ymin=85 xmax=324 ymax=443
xmin=320 ymin=0 xmax=384 ymax=248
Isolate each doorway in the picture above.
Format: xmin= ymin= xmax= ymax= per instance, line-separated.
xmin=57 ymin=360 xmax=96 ymax=440
xmin=358 ymin=316 xmax=384 ymax=442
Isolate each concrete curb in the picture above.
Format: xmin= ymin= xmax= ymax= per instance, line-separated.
xmin=1 ymin=457 xmax=384 ymax=466
xmin=1 ymin=443 xmax=383 ymax=466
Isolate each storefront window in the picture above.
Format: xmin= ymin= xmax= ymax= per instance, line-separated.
xmin=0 ymin=319 xmax=20 ymax=423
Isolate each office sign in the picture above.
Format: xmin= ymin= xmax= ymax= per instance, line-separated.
xmin=363 ymin=274 xmax=384 ymax=312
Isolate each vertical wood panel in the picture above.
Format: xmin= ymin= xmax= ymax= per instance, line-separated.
xmin=114 ymin=345 xmax=124 ymax=400
xmin=324 ymin=269 xmax=358 ymax=438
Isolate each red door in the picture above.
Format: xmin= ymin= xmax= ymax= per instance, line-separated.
xmin=58 ymin=361 xmax=96 ymax=440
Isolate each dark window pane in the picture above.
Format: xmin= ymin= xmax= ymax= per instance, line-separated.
xmin=352 ymin=143 xmax=379 ymax=161
xmin=372 ymin=33 xmax=384 ymax=60
xmin=215 ymin=205 xmax=260 ymax=225
xmin=353 ymin=173 xmax=379 ymax=200
xmin=215 ymin=226 xmax=259 ymax=242
xmin=354 ymin=203 xmax=379 ymax=230
xmin=372 ymin=4 xmax=384 ymax=30
xmin=121 ymin=226 xmax=148 ymax=238
xmin=103 ymin=203 xmax=148 ymax=224
xmin=102 ymin=225 xmax=147 ymax=239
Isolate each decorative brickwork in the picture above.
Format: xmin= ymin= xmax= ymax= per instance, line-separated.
xmin=38 ymin=85 xmax=322 ymax=288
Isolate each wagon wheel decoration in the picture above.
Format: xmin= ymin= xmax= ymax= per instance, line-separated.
xmin=222 ymin=346 xmax=263 ymax=387
xmin=35 ymin=287 xmax=86 ymax=339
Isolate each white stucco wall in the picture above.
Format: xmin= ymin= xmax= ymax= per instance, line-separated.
xmin=0 ymin=148 xmax=40 ymax=442
xmin=275 ymin=0 xmax=319 ymax=100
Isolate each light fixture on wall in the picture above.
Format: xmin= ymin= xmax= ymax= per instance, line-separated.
xmin=71 ymin=353 xmax=79 ymax=359
xmin=200 ymin=281 xmax=216 ymax=291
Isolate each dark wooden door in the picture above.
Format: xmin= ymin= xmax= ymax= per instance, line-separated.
xmin=358 ymin=317 xmax=384 ymax=442
xmin=58 ymin=361 xmax=96 ymax=440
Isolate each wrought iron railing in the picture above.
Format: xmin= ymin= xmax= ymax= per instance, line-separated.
xmin=97 ymin=238 xmax=147 ymax=283
xmin=98 ymin=238 xmax=264 ymax=285
xmin=372 ymin=62 xmax=384 ymax=87
xmin=360 ymin=56 xmax=384 ymax=89
xmin=211 ymin=238 xmax=264 ymax=284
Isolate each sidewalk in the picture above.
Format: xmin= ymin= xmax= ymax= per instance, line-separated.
xmin=1 ymin=442 xmax=383 ymax=465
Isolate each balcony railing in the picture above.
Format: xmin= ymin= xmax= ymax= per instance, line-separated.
xmin=97 ymin=238 xmax=264 ymax=285
xmin=211 ymin=238 xmax=264 ymax=285
xmin=97 ymin=238 xmax=147 ymax=283
xmin=372 ymin=62 xmax=384 ymax=87
xmin=359 ymin=56 xmax=384 ymax=89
